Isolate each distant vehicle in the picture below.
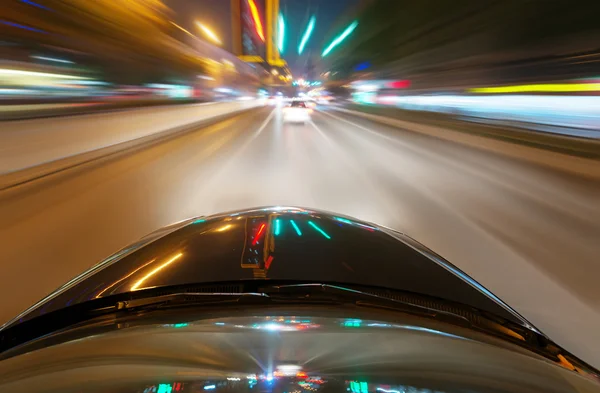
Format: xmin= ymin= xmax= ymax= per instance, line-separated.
xmin=283 ymin=100 xmax=312 ymax=124
xmin=1 ymin=207 xmax=598 ymax=392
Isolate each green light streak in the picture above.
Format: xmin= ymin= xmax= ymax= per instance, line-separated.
xmin=298 ymin=15 xmax=316 ymax=54
xmin=308 ymin=221 xmax=331 ymax=239
xmin=274 ymin=219 xmax=281 ymax=236
xmin=278 ymin=14 xmax=285 ymax=53
xmin=322 ymin=21 xmax=358 ymax=57
xmin=290 ymin=220 xmax=302 ymax=236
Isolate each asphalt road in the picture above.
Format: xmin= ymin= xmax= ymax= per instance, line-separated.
xmin=0 ymin=104 xmax=599 ymax=366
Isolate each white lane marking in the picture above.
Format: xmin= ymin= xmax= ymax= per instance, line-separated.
xmin=238 ymin=108 xmax=276 ymax=152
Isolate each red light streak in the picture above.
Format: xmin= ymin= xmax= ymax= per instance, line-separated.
xmin=252 ymin=223 xmax=266 ymax=245
xmin=265 ymin=255 xmax=274 ymax=269
xmin=386 ymin=80 xmax=411 ymax=89
xmin=248 ymin=0 xmax=265 ymax=42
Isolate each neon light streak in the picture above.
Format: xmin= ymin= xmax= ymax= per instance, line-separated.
xmin=265 ymin=255 xmax=274 ymax=269
xmin=130 ymin=253 xmax=183 ymax=291
xmin=196 ymin=22 xmax=221 ymax=44
xmin=334 ymin=217 xmax=353 ymax=224
xmin=274 ymin=219 xmax=281 ymax=236
xmin=20 ymin=0 xmax=51 ymax=11
xmin=252 ymin=223 xmax=266 ymax=245
xmin=308 ymin=221 xmax=331 ymax=239
xmin=322 ymin=21 xmax=358 ymax=57
xmin=0 ymin=20 xmax=47 ymax=34
xmin=248 ymin=0 xmax=265 ymax=41
xmin=298 ymin=15 xmax=316 ymax=54
xmin=278 ymin=14 xmax=285 ymax=53
xmin=290 ymin=220 xmax=302 ymax=236
xmin=31 ymin=55 xmax=73 ymax=64
xmin=469 ymin=83 xmax=600 ymax=94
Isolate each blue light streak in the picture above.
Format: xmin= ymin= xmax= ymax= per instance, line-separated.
xmin=0 ymin=20 xmax=47 ymax=34
xmin=20 ymin=0 xmax=52 ymax=11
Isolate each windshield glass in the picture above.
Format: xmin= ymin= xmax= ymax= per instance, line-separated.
xmin=290 ymin=101 xmax=307 ymax=108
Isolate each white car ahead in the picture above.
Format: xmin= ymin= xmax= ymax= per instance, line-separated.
xmin=283 ymin=100 xmax=312 ymax=124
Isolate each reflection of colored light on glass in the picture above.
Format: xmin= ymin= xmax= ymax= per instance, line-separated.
xmin=130 ymin=253 xmax=183 ymax=291
xmin=215 ymin=322 xmax=225 ymax=325
xmin=265 ymin=255 xmax=274 ymax=269
xmin=158 ymin=384 xmax=173 ymax=393
xmin=360 ymin=382 xmax=368 ymax=393
xmin=247 ymin=0 xmax=265 ymax=41
xmin=343 ymin=319 xmax=362 ymax=327
xmin=296 ymin=372 xmax=308 ymax=378
xmin=308 ymin=221 xmax=331 ymax=239
xmin=252 ymin=223 xmax=266 ymax=245
xmin=204 ymin=385 xmax=216 ymax=390
xmin=193 ymin=219 xmax=206 ymax=224
xmin=20 ymin=0 xmax=52 ymax=11
xmin=334 ymin=217 xmax=353 ymax=224
xmin=290 ymin=220 xmax=302 ymax=236
xmin=377 ymin=389 xmax=399 ymax=393
xmin=173 ymin=323 xmax=188 ymax=328
xmin=274 ymin=219 xmax=281 ymax=235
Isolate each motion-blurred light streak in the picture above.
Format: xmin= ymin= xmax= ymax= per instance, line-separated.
xmin=20 ymin=0 xmax=52 ymax=11
xmin=278 ymin=14 xmax=285 ymax=53
xmin=248 ymin=0 xmax=265 ymax=42
xmin=0 ymin=20 xmax=47 ymax=33
xmin=322 ymin=21 xmax=358 ymax=57
xmin=196 ymin=22 xmax=222 ymax=45
xmin=290 ymin=220 xmax=302 ymax=236
xmin=298 ymin=16 xmax=316 ymax=55
xmin=470 ymin=83 xmax=600 ymax=94
xmin=31 ymin=56 xmax=74 ymax=64
xmin=308 ymin=221 xmax=331 ymax=239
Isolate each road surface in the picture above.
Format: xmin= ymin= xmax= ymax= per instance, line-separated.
xmin=0 ymin=104 xmax=599 ymax=367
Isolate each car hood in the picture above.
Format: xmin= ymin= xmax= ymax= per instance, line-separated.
xmin=5 ymin=207 xmax=528 ymax=329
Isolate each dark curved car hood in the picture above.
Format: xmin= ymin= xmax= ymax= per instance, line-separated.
xmin=5 ymin=207 xmax=527 ymax=329
xmin=2 ymin=208 xmax=600 ymax=392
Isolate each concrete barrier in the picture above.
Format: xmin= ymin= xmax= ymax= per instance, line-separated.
xmin=0 ymin=100 xmax=262 ymax=189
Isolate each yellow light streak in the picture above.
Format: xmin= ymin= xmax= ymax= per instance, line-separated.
xmin=130 ymin=252 xmax=183 ymax=291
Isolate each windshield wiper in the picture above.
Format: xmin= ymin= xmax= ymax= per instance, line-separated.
xmin=115 ymin=292 xmax=269 ymax=311
xmin=260 ymin=283 xmax=470 ymax=323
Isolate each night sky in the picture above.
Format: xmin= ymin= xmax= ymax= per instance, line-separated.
xmin=168 ymin=0 xmax=359 ymax=76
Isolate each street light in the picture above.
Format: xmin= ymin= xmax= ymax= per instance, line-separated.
xmin=196 ymin=22 xmax=221 ymax=45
